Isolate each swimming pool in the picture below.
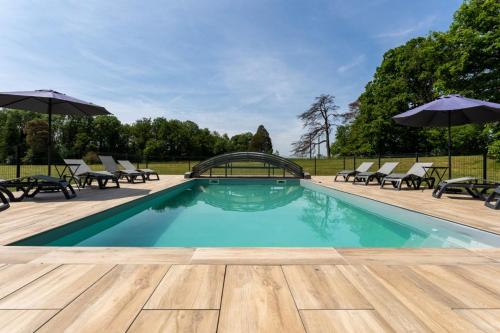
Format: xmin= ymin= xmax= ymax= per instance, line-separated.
xmin=12 ymin=179 xmax=500 ymax=248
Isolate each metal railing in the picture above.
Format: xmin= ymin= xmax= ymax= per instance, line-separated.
xmin=0 ymin=152 xmax=498 ymax=182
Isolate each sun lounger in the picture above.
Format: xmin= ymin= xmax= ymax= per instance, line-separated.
xmin=117 ymin=160 xmax=160 ymax=181
xmin=0 ymin=189 xmax=9 ymax=211
xmin=0 ymin=175 xmax=76 ymax=200
xmin=99 ymin=155 xmax=146 ymax=183
xmin=380 ymin=162 xmax=434 ymax=190
xmin=63 ymin=159 xmax=120 ymax=189
xmin=335 ymin=162 xmax=374 ymax=182
xmin=485 ymin=186 xmax=500 ymax=210
xmin=353 ymin=162 xmax=399 ymax=185
xmin=432 ymin=177 xmax=499 ymax=200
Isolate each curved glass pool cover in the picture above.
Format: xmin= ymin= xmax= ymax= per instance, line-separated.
xmin=13 ymin=179 xmax=500 ymax=248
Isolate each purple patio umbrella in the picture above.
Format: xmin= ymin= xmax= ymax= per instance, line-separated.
xmin=0 ymin=90 xmax=110 ymax=176
xmin=393 ymin=94 xmax=500 ymax=178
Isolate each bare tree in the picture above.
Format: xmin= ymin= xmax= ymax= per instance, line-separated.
xmin=292 ymin=94 xmax=340 ymax=157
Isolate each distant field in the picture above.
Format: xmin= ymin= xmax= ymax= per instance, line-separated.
xmin=1 ymin=155 xmax=498 ymax=181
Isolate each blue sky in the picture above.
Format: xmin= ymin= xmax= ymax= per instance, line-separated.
xmin=0 ymin=0 xmax=462 ymax=155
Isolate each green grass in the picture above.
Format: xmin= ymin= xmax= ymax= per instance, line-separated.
xmin=0 ymin=155 xmax=498 ymax=181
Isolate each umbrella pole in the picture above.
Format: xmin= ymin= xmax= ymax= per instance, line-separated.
xmin=47 ymin=99 xmax=52 ymax=176
xmin=447 ymin=111 xmax=451 ymax=179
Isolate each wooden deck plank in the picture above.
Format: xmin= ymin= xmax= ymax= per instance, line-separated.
xmin=338 ymin=265 xmax=432 ymax=332
xmin=37 ymin=264 xmax=169 ymax=333
xmin=300 ymin=310 xmax=395 ymax=333
xmin=0 ymin=264 xmax=113 ymax=309
xmin=128 ymin=310 xmax=219 ymax=333
xmin=338 ymin=248 xmax=495 ymax=265
xmin=0 ymin=264 xmax=58 ymax=299
xmin=408 ymin=265 xmax=500 ymax=308
xmin=30 ymin=247 xmax=195 ymax=264
xmin=218 ymin=265 xmax=305 ymax=333
xmin=468 ymin=248 xmax=500 ymax=263
xmin=192 ymin=248 xmax=345 ymax=264
xmin=455 ymin=309 xmax=500 ymax=333
xmin=0 ymin=310 xmax=58 ymax=333
xmin=145 ymin=265 xmax=225 ymax=309
xmin=282 ymin=265 xmax=372 ymax=309
xmin=448 ymin=264 xmax=500 ymax=296
xmin=365 ymin=265 xmax=481 ymax=332
xmin=0 ymin=247 xmax=52 ymax=264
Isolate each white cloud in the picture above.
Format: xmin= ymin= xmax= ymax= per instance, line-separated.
xmin=376 ymin=15 xmax=436 ymax=39
xmin=337 ymin=55 xmax=366 ymax=73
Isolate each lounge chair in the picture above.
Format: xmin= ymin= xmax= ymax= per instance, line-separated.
xmin=380 ymin=162 xmax=434 ymax=190
xmin=432 ymin=177 xmax=499 ymax=200
xmin=485 ymin=186 xmax=500 ymax=210
xmin=334 ymin=162 xmax=374 ymax=182
xmin=117 ymin=160 xmax=160 ymax=181
xmin=0 ymin=190 xmax=9 ymax=211
xmin=99 ymin=155 xmax=146 ymax=183
xmin=0 ymin=175 xmax=76 ymax=200
xmin=353 ymin=162 xmax=399 ymax=185
xmin=63 ymin=159 xmax=120 ymax=189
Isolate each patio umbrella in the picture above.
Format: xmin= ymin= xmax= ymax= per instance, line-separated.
xmin=0 ymin=89 xmax=110 ymax=175
xmin=393 ymin=94 xmax=500 ymax=178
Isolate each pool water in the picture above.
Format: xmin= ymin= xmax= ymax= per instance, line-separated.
xmin=13 ymin=179 xmax=500 ymax=248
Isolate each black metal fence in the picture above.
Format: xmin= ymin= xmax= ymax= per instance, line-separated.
xmin=0 ymin=152 xmax=498 ymax=182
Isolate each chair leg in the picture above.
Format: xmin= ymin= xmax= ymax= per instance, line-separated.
xmin=0 ymin=191 xmax=10 ymax=211
xmin=484 ymin=190 xmax=499 ymax=209
xmin=432 ymin=184 xmax=446 ymax=198
xmin=61 ymin=184 xmax=76 ymax=199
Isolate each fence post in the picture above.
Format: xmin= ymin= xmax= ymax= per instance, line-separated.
xmin=188 ymin=159 xmax=191 ymax=171
xmin=483 ymin=151 xmax=487 ymax=180
xmin=15 ymin=145 xmax=21 ymax=178
xmin=314 ymin=157 xmax=317 ymax=176
xmin=415 ymin=152 xmax=419 ymax=162
xmin=378 ymin=153 xmax=381 ymax=168
xmin=343 ymin=156 xmax=346 ymax=170
xmin=353 ymin=155 xmax=356 ymax=169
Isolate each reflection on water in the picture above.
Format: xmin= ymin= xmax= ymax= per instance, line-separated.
xmin=17 ymin=181 xmax=489 ymax=247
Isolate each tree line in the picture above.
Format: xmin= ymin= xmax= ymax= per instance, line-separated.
xmin=0 ymin=110 xmax=274 ymax=163
xmin=294 ymin=0 xmax=499 ymax=159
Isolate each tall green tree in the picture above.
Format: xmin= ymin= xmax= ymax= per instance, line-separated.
xmin=23 ymin=119 xmax=49 ymax=162
xmin=249 ymin=125 xmax=273 ymax=153
xmin=331 ymin=0 xmax=499 ymax=156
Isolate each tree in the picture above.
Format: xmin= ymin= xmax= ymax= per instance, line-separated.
xmin=292 ymin=94 xmax=340 ymax=157
xmin=230 ymin=132 xmax=253 ymax=151
xmin=249 ymin=125 xmax=273 ymax=153
xmin=24 ymin=119 xmax=49 ymax=162
xmin=435 ymin=0 xmax=500 ymax=101
xmin=330 ymin=0 xmax=498 ymax=156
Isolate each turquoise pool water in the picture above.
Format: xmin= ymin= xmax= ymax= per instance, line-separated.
xmin=13 ymin=179 xmax=500 ymax=248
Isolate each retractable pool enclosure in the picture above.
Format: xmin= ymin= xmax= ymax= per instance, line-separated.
xmin=185 ymin=152 xmax=311 ymax=178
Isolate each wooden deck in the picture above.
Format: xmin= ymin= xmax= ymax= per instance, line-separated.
xmin=0 ymin=176 xmax=498 ymax=332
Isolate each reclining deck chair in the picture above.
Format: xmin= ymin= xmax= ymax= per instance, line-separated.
xmin=117 ymin=160 xmax=160 ymax=181
xmin=380 ymin=162 xmax=434 ymax=190
xmin=353 ymin=162 xmax=399 ymax=185
xmin=63 ymin=159 xmax=120 ymax=189
xmin=335 ymin=162 xmax=374 ymax=182
xmin=99 ymin=156 xmax=146 ymax=183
